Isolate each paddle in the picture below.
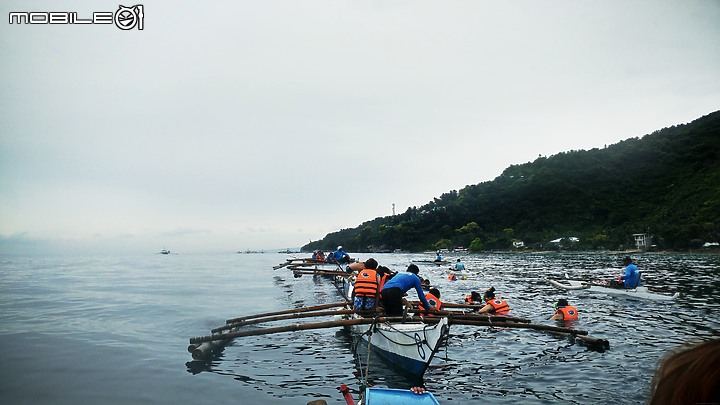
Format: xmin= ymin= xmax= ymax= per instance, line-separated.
xmin=224 ymin=302 xmax=348 ymax=324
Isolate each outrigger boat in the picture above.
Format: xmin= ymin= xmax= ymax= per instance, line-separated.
xmin=547 ymin=275 xmax=679 ymax=301
xmin=411 ymin=259 xmax=448 ymax=266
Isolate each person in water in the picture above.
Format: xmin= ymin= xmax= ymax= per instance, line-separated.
xmin=380 ymin=264 xmax=436 ymax=316
xmin=418 ymin=287 xmax=443 ymax=314
xmin=464 ymin=291 xmax=483 ymax=305
xmin=549 ymin=298 xmax=579 ymax=321
xmin=477 ymin=287 xmax=510 ymax=314
xmin=435 ymin=251 xmax=443 ymax=262
xmin=610 ymin=256 xmax=641 ymax=288
xmin=454 ymin=258 xmax=465 ymax=271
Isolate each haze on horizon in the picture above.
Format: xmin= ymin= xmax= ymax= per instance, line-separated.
xmin=1 ymin=1 xmax=719 ymax=255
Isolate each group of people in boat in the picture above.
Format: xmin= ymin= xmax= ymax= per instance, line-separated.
xmin=345 ymin=259 xmax=438 ymax=316
xmin=311 ymin=246 xmax=352 ymax=264
xmin=342 ymin=254 xmax=641 ymax=323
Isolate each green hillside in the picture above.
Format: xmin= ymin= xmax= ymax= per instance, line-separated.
xmin=304 ymin=110 xmax=720 ymax=252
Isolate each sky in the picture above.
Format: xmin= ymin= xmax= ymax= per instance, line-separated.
xmin=1 ymin=1 xmax=719 ymax=254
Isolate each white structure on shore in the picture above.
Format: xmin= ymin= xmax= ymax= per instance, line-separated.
xmin=633 ymin=234 xmax=651 ymax=251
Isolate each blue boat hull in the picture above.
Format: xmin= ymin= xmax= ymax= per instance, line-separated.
xmin=365 ymin=387 xmax=440 ymax=404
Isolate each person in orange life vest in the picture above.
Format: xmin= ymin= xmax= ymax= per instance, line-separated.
xmin=549 ymin=298 xmax=579 ymax=321
xmin=311 ymin=250 xmax=325 ymax=261
xmin=448 ymin=272 xmax=457 ymax=281
xmin=464 ymin=291 xmax=482 ymax=304
xmin=477 ymin=287 xmax=510 ymax=314
xmin=376 ymin=265 xmax=394 ymax=293
xmin=418 ymin=288 xmax=443 ymax=315
xmin=352 ymin=258 xmax=379 ymax=311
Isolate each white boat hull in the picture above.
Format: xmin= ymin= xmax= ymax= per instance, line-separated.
xmin=341 ymin=277 xmax=449 ymax=375
xmin=547 ymin=279 xmax=679 ymax=301
xmin=349 ymin=316 xmax=449 ymax=376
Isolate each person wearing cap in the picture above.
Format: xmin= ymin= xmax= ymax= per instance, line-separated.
xmin=331 ymin=245 xmax=351 ymax=264
xmin=380 ymin=264 xmax=436 ymax=316
xmin=610 ymin=256 xmax=641 ymax=288
xmin=477 ymin=287 xmax=510 ymax=314
xmin=550 ymin=298 xmax=579 ymax=321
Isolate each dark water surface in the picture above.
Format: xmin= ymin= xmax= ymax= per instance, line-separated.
xmin=1 ymin=252 xmax=718 ymax=404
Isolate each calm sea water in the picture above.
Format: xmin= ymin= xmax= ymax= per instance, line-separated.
xmin=1 ymin=252 xmax=718 ymax=404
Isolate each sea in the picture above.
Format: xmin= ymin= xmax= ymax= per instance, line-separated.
xmin=1 ymin=252 xmax=718 ymax=404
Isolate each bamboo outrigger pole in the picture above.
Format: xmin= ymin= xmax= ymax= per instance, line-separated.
xmin=190 ymin=316 xmax=410 ymax=345
xmin=224 ymin=302 xmax=348 ymax=324
xmin=214 ymin=309 xmax=357 ymax=333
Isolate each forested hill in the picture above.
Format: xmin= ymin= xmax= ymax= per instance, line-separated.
xmin=304 ymin=110 xmax=720 ymax=253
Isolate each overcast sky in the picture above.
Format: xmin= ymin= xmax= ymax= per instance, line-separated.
xmin=1 ymin=1 xmax=718 ymax=254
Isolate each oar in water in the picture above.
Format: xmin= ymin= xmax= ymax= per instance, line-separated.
xmin=224 ymin=302 xmax=348 ymax=325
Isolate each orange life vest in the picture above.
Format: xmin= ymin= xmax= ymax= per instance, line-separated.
xmin=418 ymin=292 xmax=442 ymax=312
xmin=555 ymin=305 xmax=579 ymax=320
xmin=354 ymin=269 xmax=378 ymax=297
xmin=378 ymin=273 xmax=389 ymax=292
xmin=486 ymin=298 xmax=510 ymax=313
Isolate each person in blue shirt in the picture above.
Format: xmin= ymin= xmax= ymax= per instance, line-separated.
xmin=611 ymin=256 xmax=641 ymax=288
xmin=380 ymin=264 xmax=436 ymax=316
xmin=454 ymin=258 xmax=465 ymax=271
xmin=435 ymin=251 xmax=443 ymax=262
xmin=331 ymin=246 xmax=351 ymax=264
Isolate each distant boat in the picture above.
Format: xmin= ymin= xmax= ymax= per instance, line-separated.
xmin=159 ymin=250 xmax=171 ymax=255
xmin=412 ymin=259 xmax=449 ymax=266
